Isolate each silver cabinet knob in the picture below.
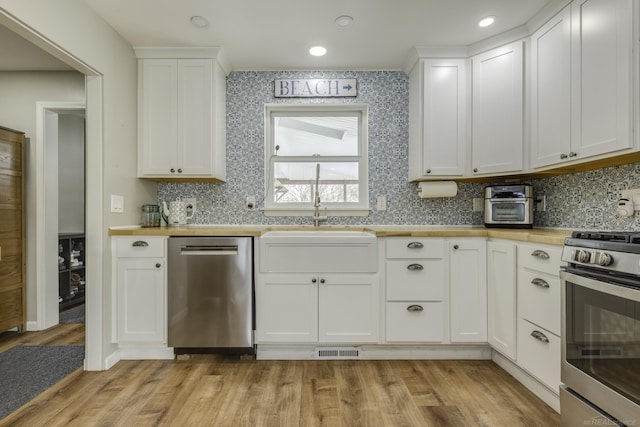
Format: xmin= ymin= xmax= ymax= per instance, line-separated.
xmin=531 ymin=330 xmax=549 ymax=343
xmin=531 ymin=278 xmax=550 ymax=288
xmin=473 ymin=168 xmax=478 ymax=173
xmin=407 ymin=242 xmax=424 ymax=249
xmin=560 ymin=153 xmax=568 ymax=159
xmin=132 ymin=240 xmax=149 ymax=247
xmin=178 ymin=168 xmax=183 ymax=173
xmin=320 ymin=278 xmax=325 ymax=284
xmin=407 ymin=264 xmax=424 ymax=270
xmin=426 ymin=169 xmax=431 ymax=174
xmin=569 ymin=152 xmax=577 ymax=157
xmin=312 ymin=278 xmax=317 ymax=283
xmin=170 ymin=168 xmax=175 ymax=173
xmin=155 ymin=263 xmax=161 ymax=268
xmin=453 ymin=244 xmax=459 ymax=250
xmin=407 ymin=304 xmax=424 ymax=312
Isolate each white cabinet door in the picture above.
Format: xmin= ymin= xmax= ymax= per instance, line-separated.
xmin=530 ymin=6 xmax=572 ymax=168
xmin=177 ymin=59 xmax=214 ymax=176
xmin=449 ymin=239 xmax=487 ymax=342
xmin=409 ymin=59 xmax=466 ymax=180
xmin=318 ymin=274 xmax=379 ymax=343
xmin=256 ymin=274 xmax=318 ymax=343
xmin=487 ymin=241 xmax=517 ymax=359
xmin=116 ymin=258 xmax=166 ymax=343
xmin=138 ymin=59 xmax=178 ymax=176
xmin=471 ymin=41 xmax=524 ymax=176
xmin=138 ymin=57 xmax=225 ymax=180
xmin=571 ymin=0 xmax=633 ymax=159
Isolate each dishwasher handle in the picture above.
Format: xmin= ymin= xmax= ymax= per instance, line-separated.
xmin=180 ymin=245 xmax=239 ymax=256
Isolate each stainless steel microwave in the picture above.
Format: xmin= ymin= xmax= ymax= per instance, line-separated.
xmin=484 ymin=184 xmax=534 ymax=228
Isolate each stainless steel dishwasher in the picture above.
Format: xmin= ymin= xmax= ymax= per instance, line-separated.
xmin=167 ymin=236 xmax=254 ymax=353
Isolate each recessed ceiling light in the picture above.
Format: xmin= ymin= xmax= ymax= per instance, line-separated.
xmin=478 ymin=16 xmax=495 ymax=28
xmin=190 ymin=16 xmax=209 ymax=29
xmin=334 ymin=15 xmax=354 ymax=29
xmin=309 ymin=46 xmax=327 ymax=57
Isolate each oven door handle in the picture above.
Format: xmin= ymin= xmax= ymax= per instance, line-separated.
xmin=530 ymin=330 xmax=549 ymax=344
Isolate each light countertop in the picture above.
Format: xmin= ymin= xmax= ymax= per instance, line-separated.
xmin=109 ymin=225 xmax=572 ymax=246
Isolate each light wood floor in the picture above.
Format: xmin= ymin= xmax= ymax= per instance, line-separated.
xmin=1 ymin=325 xmax=560 ymax=426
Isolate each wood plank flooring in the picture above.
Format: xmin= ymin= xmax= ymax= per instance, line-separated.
xmin=0 ymin=325 xmax=560 ymax=426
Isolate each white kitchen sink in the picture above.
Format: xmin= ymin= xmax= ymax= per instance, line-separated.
xmin=259 ymin=229 xmax=378 ymax=273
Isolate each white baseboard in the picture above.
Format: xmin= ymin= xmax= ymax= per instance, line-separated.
xmin=26 ymin=321 xmax=39 ymax=331
xmin=103 ymin=346 xmax=174 ymax=369
xmin=492 ymin=350 xmax=560 ymax=413
xmin=257 ymin=343 xmax=492 ymax=360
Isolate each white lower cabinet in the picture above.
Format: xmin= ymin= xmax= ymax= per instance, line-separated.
xmin=449 ymin=239 xmax=487 ymax=342
xmin=487 ymin=240 xmax=517 ymax=359
xmin=256 ymin=234 xmax=379 ymax=344
xmin=113 ymin=236 xmax=167 ymax=345
xmin=384 ymin=238 xmax=446 ymax=343
xmin=386 ymin=302 xmax=444 ymax=342
xmin=517 ymin=318 xmax=561 ymax=392
xmin=257 ymin=273 xmax=379 ymax=343
xmin=515 ymin=242 xmax=564 ymax=393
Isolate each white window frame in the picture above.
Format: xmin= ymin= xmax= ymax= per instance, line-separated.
xmin=263 ymin=103 xmax=370 ymax=216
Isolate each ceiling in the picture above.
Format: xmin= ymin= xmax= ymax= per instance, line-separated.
xmin=0 ymin=0 xmax=554 ymax=72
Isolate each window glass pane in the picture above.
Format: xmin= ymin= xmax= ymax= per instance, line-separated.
xmin=274 ymin=116 xmax=358 ymax=156
xmin=273 ymin=161 xmax=360 ymax=204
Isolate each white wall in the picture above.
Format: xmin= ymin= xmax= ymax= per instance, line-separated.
xmin=0 ymin=71 xmax=85 ymax=320
xmin=0 ymin=0 xmax=157 ymax=369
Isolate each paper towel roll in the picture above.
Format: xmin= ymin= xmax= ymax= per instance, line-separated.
xmin=417 ymin=181 xmax=458 ymax=198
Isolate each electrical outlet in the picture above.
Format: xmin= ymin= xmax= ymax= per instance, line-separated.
xmin=621 ymin=189 xmax=640 ymax=210
xmin=183 ymin=198 xmax=196 ymax=217
xmin=472 ymin=198 xmax=484 ymax=212
xmin=536 ymin=194 xmax=546 ymax=212
xmin=376 ymin=196 xmax=387 ymax=211
xmin=246 ymin=196 xmax=256 ymax=210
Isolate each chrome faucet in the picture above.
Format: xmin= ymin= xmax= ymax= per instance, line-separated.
xmin=313 ymin=163 xmax=328 ymax=227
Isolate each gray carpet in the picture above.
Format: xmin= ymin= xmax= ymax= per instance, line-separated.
xmin=59 ymin=304 xmax=85 ymax=324
xmin=0 ymin=345 xmax=84 ymax=420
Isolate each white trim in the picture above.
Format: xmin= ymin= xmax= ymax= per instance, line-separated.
xmin=34 ymin=101 xmax=86 ymax=332
xmin=85 ymin=76 xmax=104 ymax=371
xmin=263 ymin=103 xmax=370 ymax=214
xmin=256 ymin=344 xmax=491 ymax=360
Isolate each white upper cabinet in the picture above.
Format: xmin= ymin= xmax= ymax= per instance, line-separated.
xmin=409 ymin=58 xmax=467 ymax=180
xmin=471 ymin=41 xmax=524 ymax=176
xmin=136 ymin=49 xmax=227 ymax=180
xmin=531 ymin=0 xmax=634 ymax=169
xmin=530 ymin=6 xmax=572 ymax=168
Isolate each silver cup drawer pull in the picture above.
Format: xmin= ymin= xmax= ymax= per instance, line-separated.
xmin=407 ymin=304 xmax=424 ymax=312
xmin=407 ymin=242 xmax=424 ymax=249
xmin=407 ymin=263 xmax=424 ymax=271
xmin=531 ymin=330 xmax=549 ymax=343
xmin=132 ymin=241 xmax=149 ymax=247
xmin=531 ymin=250 xmax=550 ymax=259
xmin=531 ymin=278 xmax=550 ymax=288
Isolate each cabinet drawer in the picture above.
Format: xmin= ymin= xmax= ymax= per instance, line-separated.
xmin=518 ymin=269 xmax=561 ymax=336
xmin=517 ymin=243 xmax=563 ymax=275
xmin=386 ymin=302 xmax=443 ymax=342
xmin=115 ymin=237 xmax=165 ymax=258
xmin=517 ymin=318 xmax=560 ymax=393
xmin=386 ymin=259 xmax=445 ymax=301
xmin=386 ymin=238 xmax=445 ymax=259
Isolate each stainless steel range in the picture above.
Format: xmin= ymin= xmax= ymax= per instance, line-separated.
xmin=560 ymin=231 xmax=640 ymax=426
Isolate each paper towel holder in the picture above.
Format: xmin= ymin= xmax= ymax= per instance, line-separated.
xmin=416 ymin=181 xmax=458 ymax=198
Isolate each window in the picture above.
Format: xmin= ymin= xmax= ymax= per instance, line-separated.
xmin=264 ymin=104 xmax=369 ymax=215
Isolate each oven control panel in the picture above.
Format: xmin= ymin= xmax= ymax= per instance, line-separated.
xmin=571 ymin=249 xmax=613 ymax=266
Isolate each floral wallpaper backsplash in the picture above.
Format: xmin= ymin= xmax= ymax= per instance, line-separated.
xmin=158 ymin=70 xmax=640 ymax=231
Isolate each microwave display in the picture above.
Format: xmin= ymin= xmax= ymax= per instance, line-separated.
xmin=491 ymin=203 xmax=525 ymax=221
